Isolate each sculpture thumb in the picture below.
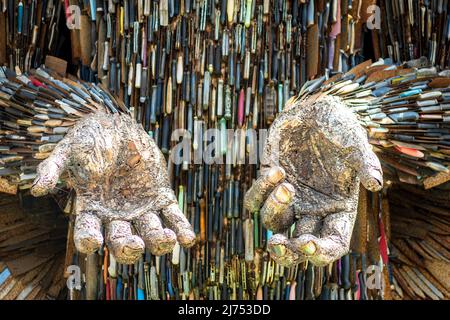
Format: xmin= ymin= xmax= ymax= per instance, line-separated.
xmin=360 ymin=166 xmax=383 ymax=192
xmin=30 ymin=177 xmax=51 ymax=197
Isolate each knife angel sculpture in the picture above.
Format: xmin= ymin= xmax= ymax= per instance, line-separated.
xmin=0 ymin=67 xmax=195 ymax=265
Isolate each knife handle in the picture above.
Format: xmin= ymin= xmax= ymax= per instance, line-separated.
xmin=321 ymin=284 xmax=331 ymax=300
xmin=305 ymin=262 xmax=315 ymax=300
xmin=341 ymin=254 xmax=351 ymax=289
xmin=116 ymin=276 xmax=123 ymax=300
xmin=79 ymin=15 xmax=92 ymax=66
xmin=17 ymin=1 xmax=23 ymax=34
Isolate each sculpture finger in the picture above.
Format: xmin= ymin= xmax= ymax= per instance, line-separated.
xmin=358 ymin=156 xmax=383 ymax=192
xmin=244 ymin=166 xmax=286 ymax=213
xmin=30 ymin=135 xmax=72 ymax=197
xmin=160 ymin=203 xmax=196 ymax=248
xmin=134 ymin=212 xmax=177 ymax=256
xmin=295 ymin=210 xmax=357 ymax=267
xmin=74 ymin=211 xmax=104 ymax=254
xmin=30 ymin=161 xmax=62 ymax=197
xmin=288 ymin=234 xmax=320 ymax=261
xmin=267 ymin=234 xmax=307 ymax=267
xmin=281 ymin=215 xmax=322 ymax=265
xmin=260 ymin=182 xmax=296 ymax=233
xmin=106 ymin=220 xmax=145 ymax=264
xmin=354 ymin=129 xmax=383 ymax=192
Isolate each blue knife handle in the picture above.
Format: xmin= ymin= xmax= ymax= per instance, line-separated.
xmin=0 ymin=268 xmax=11 ymax=286
xmin=18 ymin=1 xmax=24 ymax=34
xmin=137 ymin=288 xmax=145 ymax=300
xmin=116 ymin=277 xmax=123 ymax=300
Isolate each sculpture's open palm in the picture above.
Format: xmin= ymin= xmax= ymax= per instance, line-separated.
xmin=244 ymin=95 xmax=383 ymax=267
xmin=31 ymin=112 xmax=195 ymax=264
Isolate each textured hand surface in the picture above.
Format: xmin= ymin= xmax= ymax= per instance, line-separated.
xmin=244 ymin=95 xmax=383 ymax=267
xmin=31 ymin=112 xmax=195 ymax=264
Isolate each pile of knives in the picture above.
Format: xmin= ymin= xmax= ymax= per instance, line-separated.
xmin=0 ymin=0 xmax=387 ymax=300
xmin=388 ymin=183 xmax=450 ymax=300
xmin=0 ymin=0 xmax=70 ymax=73
xmin=0 ymin=0 xmax=449 ymax=300
xmin=65 ymin=0 xmax=374 ymax=121
xmin=378 ymin=0 xmax=450 ymax=69
xmin=0 ymin=192 xmax=67 ymax=300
